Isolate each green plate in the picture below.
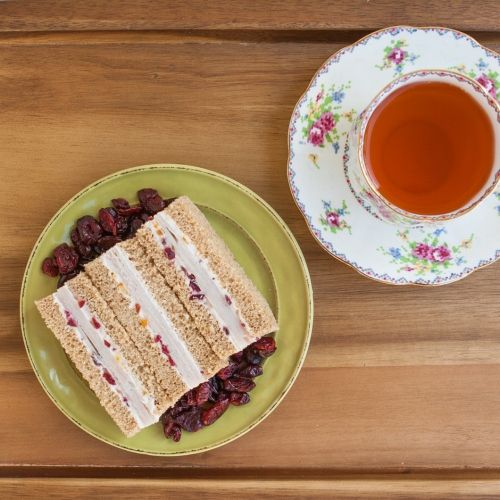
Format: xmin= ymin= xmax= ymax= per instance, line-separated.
xmin=20 ymin=164 xmax=313 ymax=455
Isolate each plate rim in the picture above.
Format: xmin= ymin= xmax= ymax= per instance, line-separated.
xmin=19 ymin=163 xmax=314 ymax=456
xmin=287 ymin=25 xmax=500 ymax=287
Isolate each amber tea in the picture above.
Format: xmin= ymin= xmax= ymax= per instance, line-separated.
xmin=363 ymin=81 xmax=495 ymax=215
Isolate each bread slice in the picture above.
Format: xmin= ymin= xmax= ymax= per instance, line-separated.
xmin=66 ymin=273 xmax=170 ymax=414
xmin=119 ymin=238 xmax=226 ymax=378
xmin=136 ymin=225 xmax=236 ymax=359
xmin=35 ymin=278 xmax=161 ymax=437
xmin=137 ymin=196 xmax=278 ymax=353
xmin=85 ymin=250 xmax=188 ymax=407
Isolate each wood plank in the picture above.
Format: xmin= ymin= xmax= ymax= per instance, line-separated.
xmin=4 ymin=477 xmax=500 ymax=499
xmin=4 ymin=366 xmax=500 ymax=469
xmin=0 ymin=0 xmax=499 ymax=33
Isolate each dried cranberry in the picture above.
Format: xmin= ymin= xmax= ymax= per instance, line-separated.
xmin=253 ymin=336 xmax=277 ymax=357
xmin=201 ymin=397 xmax=230 ymax=426
xmin=229 ymin=392 xmax=250 ymax=406
xmin=164 ymin=246 xmax=175 ymax=260
xmin=194 ymin=382 xmax=211 ymax=405
xmin=207 ymin=376 xmax=222 ymax=402
xmin=137 ymin=188 xmax=159 ymax=204
xmin=116 ymin=205 xmax=143 ymax=217
xmin=217 ymin=362 xmax=238 ymax=380
xmin=41 ymin=257 xmax=59 ymax=277
xmin=143 ymin=194 xmax=166 ymax=214
xmin=57 ymin=271 xmax=78 ymax=288
xmin=173 ymin=408 xmax=203 ymax=432
xmin=189 ymin=281 xmax=201 ymax=293
xmin=53 ymin=243 xmax=79 ymax=274
xmin=238 ymin=365 xmax=263 ymax=378
xmin=98 ymin=208 xmax=118 ymax=235
xmin=185 ymin=383 xmax=211 ymax=406
xmin=185 ymin=388 xmax=197 ymax=406
xmin=127 ymin=217 xmax=144 ymax=237
xmin=102 ymin=370 xmax=116 ymax=385
xmin=245 ymin=350 xmax=263 ymax=366
xmin=95 ymin=235 xmax=121 ymax=253
xmin=70 ymin=228 xmax=81 ymax=245
xmin=111 ymin=198 xmax=130 ymax=211
xmin=64 ymin=310 xmax=77 ymax=327
xmin=162 ymin=395 xmax=190 ymax=421
xmin=75 ymin=241 xmax=93 ymax=258
xmin=230 ymin=351 xmax=244 ymax=364
xmin=216 ymin=390 xmax=230 ymax=402
xmin=76 ymin=215 xmax=103 ymax=245
xmin=181 ymin=266 xmax=196 ymax=281
xmin=115 ymin=216 xmax=128 ymax=235
xmin=223 ymin=376 xmax=256 ymax=393
xmin=189 ymin=293 xmax=205 ymax=300
xmin=163 ymin=418 xmax=182 ymax=442
xmin=225 ymin=295 xmax=232 ymax=305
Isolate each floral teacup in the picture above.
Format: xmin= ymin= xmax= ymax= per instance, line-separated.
xmin=344 ymin=69 xmax=500 ymax=226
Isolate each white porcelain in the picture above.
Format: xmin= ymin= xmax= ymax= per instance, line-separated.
xmin=288 ymin=26 xmax=500 ymax=285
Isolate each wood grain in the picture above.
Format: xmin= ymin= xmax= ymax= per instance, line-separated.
xmin=4 ymin=366 xmax=500 ymax=470
xmin=0 ymin=9 xmax=500 ymax=494
xmin=4 ymin=477 xmax=500 ymax=499
xmin=0 ymin=0 xmax=499 ymax=32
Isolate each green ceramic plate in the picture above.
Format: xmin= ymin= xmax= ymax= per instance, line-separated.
xmin=20 ymin=164 xmax=313 ymax=455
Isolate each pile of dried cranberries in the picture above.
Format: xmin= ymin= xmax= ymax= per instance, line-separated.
xmin=41 ymin=187 xmax=278 ymax=442
xmin=162 ymin=336 xmax=276 ymax=442
xmin=41 ymin=188 xmax=171 ymax=287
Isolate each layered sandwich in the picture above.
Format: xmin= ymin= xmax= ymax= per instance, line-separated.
xmin=36 ymin=196 xmax=278 ymax=436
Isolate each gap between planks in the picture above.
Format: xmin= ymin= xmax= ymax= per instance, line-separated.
xmin=0 ymin=29 xmax=499 ymax=46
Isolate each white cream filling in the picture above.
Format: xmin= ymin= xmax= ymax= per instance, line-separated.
xmin=146 ymin=211 xmax=256 ymax=351
xmin=101 ymin=245 xmax=204 ymax=389
xmin=54 ymin=285 xmax=158 ymax=429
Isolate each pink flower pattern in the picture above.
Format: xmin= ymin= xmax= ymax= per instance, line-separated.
xmin=308 ymin=125 xmax=324 ymax=146
xmin=376 ymin=39 xmax=418 ymax=76
xmin=301 ymin=82 xmax=354 ymax=150
xmin=412 ymin=243 xmax=434 ymax=261
xmin=476 ymin=74 xmax=497 ymax=97
xmin=326 ymin=211 xmax=340 ymax=227
xmin=380 ymin=229 xmax=473 ymax=276
xmin=387 ymin=47 xmax=405 ymax=65
xmin=320 ymin=200 xmax=351 ymax=235
xmin=319 ymin=111 xmax=335 ymax=132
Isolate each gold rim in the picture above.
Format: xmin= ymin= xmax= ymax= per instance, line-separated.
xmin=287 ymin=25 xmax=500 ymax=287
xmin=356 ymin=69 xmax=500 ymax=222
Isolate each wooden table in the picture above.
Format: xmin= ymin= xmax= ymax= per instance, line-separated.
xmin=1 ymin=2 xmax=500 ymax=498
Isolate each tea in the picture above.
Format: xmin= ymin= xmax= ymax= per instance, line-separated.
xmin=363 ymin=81 xmax=494 ymax=215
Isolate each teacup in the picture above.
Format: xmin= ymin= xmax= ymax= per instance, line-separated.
xmin=344 ymin=69 xmax=500 ymax=226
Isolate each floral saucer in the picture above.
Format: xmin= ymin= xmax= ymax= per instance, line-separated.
xmin=288 ymin=26 xmax=500 ymax=285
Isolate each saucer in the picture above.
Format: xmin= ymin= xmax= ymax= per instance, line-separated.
xmin=288 ymin=26 xmax=500 ymax=285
